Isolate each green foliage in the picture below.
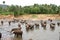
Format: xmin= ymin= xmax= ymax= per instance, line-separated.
xmin=0 ymin=4 xmax=60 ymax=16
xmin=0 ymin=12 xmax=13 ymax=15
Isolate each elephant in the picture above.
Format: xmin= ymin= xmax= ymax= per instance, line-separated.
xmin=18 ymin=24 xmax=21 ymax=28
xmin=35 ymin=23 xmax=39 ymax=27
xmin=11 ymin=28 xmax=21 ymax=32
xmin=48 ymin=19 xmax=52 ymax=22
xmin=50 ymin=23 xmax=55 ymax=30
xmin=13 ymin=30 xmax=23 ymax=37
xmin=41 ymin=20 xmax=46 ymax=24
xmin=35 ymin=23 xmax=39 ymax=29
xmin=26 ymin=23 xmax=34 ymax=31
xmin=11 ymin=28 xmax=23 ymax=37
xmin=41 ymin=21 xmax=47 ymax=28
xmin=26 ymin=24 xmax=34 ymax=29
xmin=0 ymin=33 xmax=2 ymax=38
xmin=8 ymin=21 xmax=11 ymax=26
xmin=1 ymin=21 xmax=3 ymax=25
xmin=57 ymin=22 xmax=60 ymax=26
xmin=42 ymin=23 xmax=46 ymax=30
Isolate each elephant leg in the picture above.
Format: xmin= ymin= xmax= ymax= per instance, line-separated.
xmin=14 ymin=33 xmax=18 ymax=37
xmin=0 ymin=33 xmax=2 ymax=38
xmin=16 ymin=34 xmax=18 ymax=37
xmin=20 ymin=33 xmax=22 ymax=37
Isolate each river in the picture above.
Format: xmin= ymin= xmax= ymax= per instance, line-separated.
xmin=0 ymin=19 xmax=60 ymax=40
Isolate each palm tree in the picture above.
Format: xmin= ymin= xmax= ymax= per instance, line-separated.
xmin=2 ymin=1 xmax=5 ymax=11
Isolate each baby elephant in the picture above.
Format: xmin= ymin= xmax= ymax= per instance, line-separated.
xmin=11 ymin=28 xmax=23 ymax=37
xmin=57 ymin=22 xmax=60 ymax=26
xmin=8 ymin=21 xmax=11 ymax=26
xmin=1 ymin=21 xmax=3 ymax=25
xmin=35 ymin=23 xmax=39 ymax=27
xmin=41 ymin=21 xmax=47 ymax=27
xmin=35 ymin=23 xmax=39 ymax=29
xmin=50 ymin=23 xmax=55 ymax=29
xmin=26 ymin=24 xmax=34 ymax=29
xmin=48 ymin=19 xmax=52 ymax=22
xmin=18 ymin=24 xmax=21 ymax=28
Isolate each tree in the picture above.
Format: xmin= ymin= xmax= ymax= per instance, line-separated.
xmin=3 ymin=1 xmax=5 ymax=4
xmin=0 ymin=7 xmax=2 ymax=13
xmin=58 ymin=6 xmax=60 ymax=15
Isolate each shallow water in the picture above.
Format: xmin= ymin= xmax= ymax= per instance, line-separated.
xmin=0 ymin=20 xmax=60 ymax=40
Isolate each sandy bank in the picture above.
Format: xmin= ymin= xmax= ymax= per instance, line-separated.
xmin=0 ymin=14 xmax=60 ymax=20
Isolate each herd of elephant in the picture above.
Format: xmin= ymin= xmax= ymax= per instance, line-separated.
xmin=0 ymin=19 xmax=60 ymax=40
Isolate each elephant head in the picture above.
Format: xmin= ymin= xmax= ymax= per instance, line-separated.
xmin=50 ymin=23 xmax=55 ymax=30
xmin=11 ymin=28 xmax=23 ymax=37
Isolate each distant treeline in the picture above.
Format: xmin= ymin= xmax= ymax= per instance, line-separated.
xmin=0 ymin=4 xmax=60 ymax=16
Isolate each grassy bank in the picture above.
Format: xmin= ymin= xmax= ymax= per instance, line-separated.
xmin=0 ymin=14 xmax=60 ymax=20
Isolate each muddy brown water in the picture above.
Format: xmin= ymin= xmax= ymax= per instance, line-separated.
xmin=0 ymin=19 xmax=60 ymax=40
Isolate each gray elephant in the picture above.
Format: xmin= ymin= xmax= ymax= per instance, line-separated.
xmin=48 ymin=19 xmax=52 ymax=22
xmin=26 ymin=24 xmax=34 ymax=29
xmin=11 ymin=28 xmax=23 ymax=37
xmin=57 ymin=22 xmax=60 ymax=26
xmin=1 ymin=21 xmax=3 ymax=25
xmin=35 ymin=23 xmax=39 ymax=29
xmin=50 ymin=23 xmax=55 ymax=29
xmin=41 ymin=21 xmax=47 ymax=27
xmin=35 ymin=23 xmax=39 ymax=27
xmin=18 ymin=24 xmax=21 ymax=28
xmin=8 ymin=21 xmax=11 ymax=26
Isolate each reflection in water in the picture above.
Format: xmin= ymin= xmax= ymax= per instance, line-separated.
xmin=50 ymin=27 xmax=55 ymax=31
xmin=29 ymin=38 xmax=32 ymax=40
xmin=59 ymin=32 xmax=60 ymax=40
xmin=13 ymin=36 xmax=22 ymax=40
xmin=35 ymin=26 xmax=39 ymax=30
xmin=43 ymin=27 xmax=46 ymax=30
xmin=26 ymin=28 xmax=30 ymax=32
xmin=0 ymin=20 xmax=60 ymax=40
xmin=26 ymin=28 xmax=34 ymax=32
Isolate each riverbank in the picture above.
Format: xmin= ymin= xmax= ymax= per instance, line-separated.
xmin=0 ymin=14 xmax=60 ymax=20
